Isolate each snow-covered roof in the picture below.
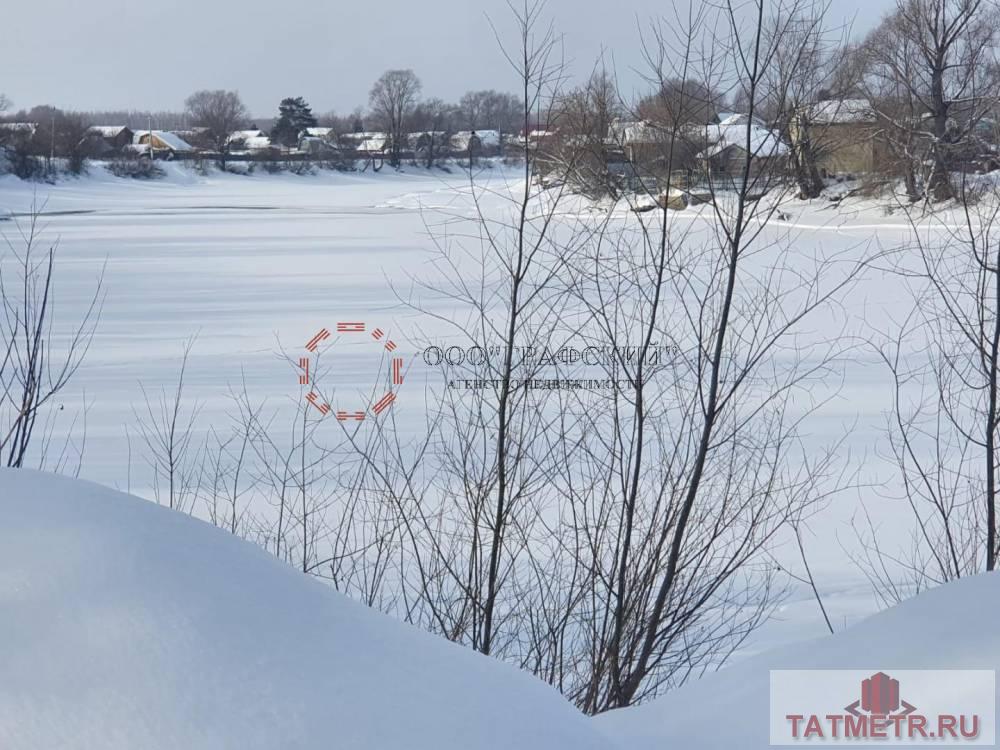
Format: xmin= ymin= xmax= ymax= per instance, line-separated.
xmin=340 ymin=132 xmax=388 ymax=152
xmin=87 ymin=125 xmax=131 ymax=137
xmin=717 ymin=113 xmax=751 ymax=127
xmin=408 ymin=131 xmax=447 ymax=147
xmin=302 ymin=127 xmax=334 ymax=138
xmin=700 ymin=115 xmax=787 ymax=159
xmin=608 ymin=120 xmax=669 ymax=145
xmin=227 ymin=129 xmax=266 ymax=143
xmin=450 ymin=131 xmax=476 ymax=150
xmin=805 ymin=99 xmax=876 ymax=124
xmin=134 ymin=130 xmax=194 ymax=152
xmin=450 ymin=129 xmax=500 ymax=150
xmin=356 ymin=136 xmax=387 ymax=153
xmin=299 ymin=135 xmax=339 ymax=150
xmin=243 ymin=136 xmax=272 ymax=151
xmin=0 ymin=122 xmax=37 ymax=135
xmin=341 ymin=131 xmax=385 ymax=142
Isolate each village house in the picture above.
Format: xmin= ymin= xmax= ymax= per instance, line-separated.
xmin=298 ymin=134 xmax=339 ymax=156
xmin=792 ymin=99 xmax=884 ymax=178
xmin=133 ymin=130 xmax=195 ymax=159
xmin=0 ymin=122 xmax=38 ymax=147
xmin=227 ymin=129 xmax=270 ymax=152
xmin=82 ymin=126 xmax=134 ymax=156
xmin=450 ymin=130 xmax=500 ymax=156
xmin=699 ymin=113 xmax=788 ymax=179
xmin=604 ymin=118 xmax=712 ymax=190
xmin=0 ymin=122 xmax=38 ymax=136
xmin=408 ymin=131 xmax=448 ymax=151
xmin=522 ymin=129 xmax=558 ymax=149
xmin=607 ymin=120 xmax=671 ymax=165
xmin=405 ymin=131 xmax=448 ymax=163
xmin=170 ymin=127 xmax=210 ymax=148
xmin=301 ymin=127 xmax=335 ymax=141
xmin=341 ymin=131 xmax=388 ymax=156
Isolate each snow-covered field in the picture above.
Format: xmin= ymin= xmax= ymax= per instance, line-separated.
xmin=0 ymin=162 xmax=991 ymax=731
xmin=0 ymin=163 xmax=492 ymax=487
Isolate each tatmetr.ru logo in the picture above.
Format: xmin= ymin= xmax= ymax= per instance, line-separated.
xmin=770 ymin=670 xmax=995 ymax=746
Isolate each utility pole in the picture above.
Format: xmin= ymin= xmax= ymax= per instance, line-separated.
xmin=49 ymin=113 xmax=55 ymax=176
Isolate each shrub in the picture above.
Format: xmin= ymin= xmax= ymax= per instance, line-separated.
xmin=106 ymin=156 xmax=163 ymax=179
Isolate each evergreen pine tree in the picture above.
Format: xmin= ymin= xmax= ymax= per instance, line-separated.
xmin=270 ymin=97 xmax=319 ymax=147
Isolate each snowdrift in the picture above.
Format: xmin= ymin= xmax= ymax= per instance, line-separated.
xmin=595 ymin=572 xmax=1000 ymax=749
xmin=0 ymin=470 xmax=610 ymax=750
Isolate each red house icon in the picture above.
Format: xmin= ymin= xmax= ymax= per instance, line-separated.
xmin=861 ymin=672 xmax=900 ymax=715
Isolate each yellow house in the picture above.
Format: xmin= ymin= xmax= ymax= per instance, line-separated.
xmin=791 ymin=100 xmax=885 ymax=177
xmin=133 ymin=130 xmax=194 ymax=156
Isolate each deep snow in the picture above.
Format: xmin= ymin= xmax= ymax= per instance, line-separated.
xmin=0 ymin=468 xmax=611 ymax=750
xmin=595 ymin=572 xmax=1000 ymax=749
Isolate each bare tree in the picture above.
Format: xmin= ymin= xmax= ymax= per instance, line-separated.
xmin=410 ymin=97 xmax=456 ymax=168
xmin=56 ymin=112 xmax=91 ymax=175
xmin=315 ymin=0 xmax=867 ymax=716
xmin=637 ymin=79 xmax=721 ymax=127
xmin=554 ymin=0 xmax=870 ymax=711
xmin=369 ymin=70 xmax=422 ymax=167
xmin=459 ymin=89 xmax=521 ymax=144
xmin=340 ymin=1 xmax=577 ymax=660
xmin=550 ymin=66 xmax=624 ymax=197
xmin=858 ymin=180 xmax=1000 ymax=603
xmin=859 ymin=0 xmax=1000 ymax=201
xmin=134 ymin=339 xmax=203 ymax=512
xmin=1 ymin=209 xmax=102 ymax=468
xmin=762 ymin=2 xmax=852 ymax=199
xmin=184 ymin=89 xmax=249 ymax=168
xmin=202 ymin=380 xmax=260 ymax=536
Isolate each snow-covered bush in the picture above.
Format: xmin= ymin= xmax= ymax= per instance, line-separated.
xmin=105 ymin=156 xmax=163 ymax=179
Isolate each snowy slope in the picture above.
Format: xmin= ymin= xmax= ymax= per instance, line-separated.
xmin=0 ymin=469 xmax=611 ymax=750
xmin=594 ymin=573 xmax=1000 ymax=749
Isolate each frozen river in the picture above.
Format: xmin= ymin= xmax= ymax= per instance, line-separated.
xmin=0 ymin=162 xmax=958 ymax=656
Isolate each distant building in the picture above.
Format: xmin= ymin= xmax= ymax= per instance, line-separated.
xmin=298 ymin=135 xmax=339 ymax=156
xmin=243 ymin=136 xmax=273 ymax=152
xmin=227 ymin=129 xmax=269 ymax=151
xmin=607 ymin=120 xmax=677 ymax=167
xmin=450 ymin=130 xmax=500 ymax=156
xmin=699 ymin=113 xmax=788 ymax=176
xmin=341 ymin=131 xmax=388 ymax=156
xmin=792 ymin=99 xmax=884 ymax=177
xmin=301 ymin=127 xmax=335 ymax=140
xmin=0 ymin=122 xmax=38 ymax=136
xmin=0 ymin=122 xmax=38 ymax=149
xmin=83 ymin=126 xmax=134 ymax=156
xmin=407 ymin=131 xmax=449 ymax=162
xmin=170 ymin=127 xmax=210 ymax=148
xmin=133 ymin=130 xmax=194 ymax=158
